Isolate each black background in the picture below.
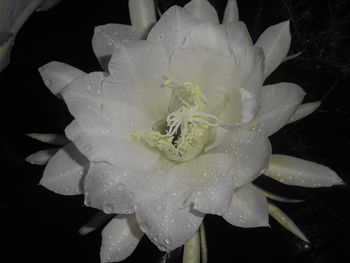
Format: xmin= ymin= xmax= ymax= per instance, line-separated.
xmin=1 ymin=0 xmax=350 ymax=262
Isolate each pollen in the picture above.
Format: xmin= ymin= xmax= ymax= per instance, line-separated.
xmin=129 ymin=75 xmax=220 ymax=162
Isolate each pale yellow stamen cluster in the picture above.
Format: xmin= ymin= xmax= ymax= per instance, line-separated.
xmin=129 ymin=75 xmax=220 ymax=162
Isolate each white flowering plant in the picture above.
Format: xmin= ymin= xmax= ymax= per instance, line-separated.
xmin=22 ymin=0 xmax=345 ymax=262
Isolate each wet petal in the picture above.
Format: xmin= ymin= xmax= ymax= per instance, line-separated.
xmin=92 ymin=24 xmax=147 ymax=71
xmin=101 ymin=214 xmax=143 ymax=263
xmin=223 ymin=184 xmax=269 ymax=227
xmin=135 ymin=196 xmax=204 ymax=252
xmin=62 ymin=73 xmax=160 ymax=170
xmin=38 ymin=61 xmax=86 ymax=97
xmin=108 ymin=40 xmax=170 ymax=119
xmin=40 ymin=143 xmax=89 ymax=195
xmin=287 ymin=101 xmax=321 ymax=124
xmin=128 ymin=0 xmax=156 ymax=30
xmin=253 ymin=82 xmax=305 ymax=136
xmin=209 ymin=128 xmax=271 ymax=188
xmin=222 ymin=0 xmax=239 ymax=24
xmin=79 ymin=211 xmax=114 ymax=235
xmin=264 ymin=154 xmax=343 ymax=187
xmin=25 ymin=148 xmax=58 ymax=165
xmin=184 ymin=0 xmax=219 ymax=24
xmin=147 ymin=6 xmax=199 ymax=58
xmin=220 ymin=21 xmax=252 ymax=49
xmin=183 ymin=22 xmax=230 ymax=56
xmin=168 ymin=153 xmax=236 ymax=215
xmin=255 ymin=21 xmax=291 ymax=78
xmin=83 ymin=162 xmax=135 ymax=214
xmin=268 ymin=203 xmax=309 ymax=243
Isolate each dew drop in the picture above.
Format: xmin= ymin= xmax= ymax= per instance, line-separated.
xmin=103 ymin=203 xmax=114 ymax=214
xmin=164 ymin=237 xmax=171 ymax=245
xmin=116 ymin=183 xmax=125 ymax=191
xmin=155 ymin=204 xmax=163 ymax=213
xmin=86 ymin=85 xmax=92 ymax=91
xmin=158 ymin=245 xmax=166 ymax=251
xmin=140 ymin=222 xmax=150 ymax=233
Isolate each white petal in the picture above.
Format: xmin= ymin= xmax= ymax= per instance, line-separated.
xmin=255 ymin=21 xmax=291 ymax=78
xmin=79 ymin=211 xmax=114 ymax=235
xmin=282 ymin=51 xmax=302 ymax=63
xmin=147 ymin=6 xmax=199 ymax=58
xmin=287 ymin=101 xmax=321 ymax=124
xmin=253 ymin=82 xmax=305 ymax=136
xmin=128 ymin=0 xmax=156 ymax=30
xmin=184 ymin=0 xmax=219 ymax=24
xmin=264 ymin=155 xmax=343 ymax=187
xmin=209 ymin=128 xmax=271 ymax=188
xmin=222 ymin=0 xmax=239 ymax=24
xmin=108 ymin=40 xmax=170 ymax=119
xmin=25 ymin=148 xmax=58 ymax=165
xmin=38 ymin=61 xmax=86 ymax=97
xmin=40 ymin=143 xmax=89 ymax=195
xmin=84 ymin=162 xmax=136 ymax=214
xmin=135 ymin=196 xmax=204 ymax=252
xmin=168 ymin=153 xmax=237 ymax=216
xmin=101 ymin=214 xmax=143 ymax=263
xmin=26 ymin=133 xmax=69 ymax=145
xmin=223 ymin=184 xmax=269 ymax=227
xmin=268 ymin=203 xmax=309 ymax=243
xmin=256 ymin=187 xmax=304 ymax=203
xmin=220 ymin=21 xmax=252 ymax=48
xmin=92 ymin=24 xmax=146 ymax=71
xmin=183 ymin=22 xmax=230 ymax=56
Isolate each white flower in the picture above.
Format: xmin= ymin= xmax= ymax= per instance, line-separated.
xmin=28 ymin=0 xmax=343 ymax=262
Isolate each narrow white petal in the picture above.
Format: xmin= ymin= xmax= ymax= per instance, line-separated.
xmin=40 ymin=143 xmax=89 ymax=195
xmin=184 ymin=0 xmax=219 ymax=24
xmin=38 ymin=61 xmax=86 ymax=97
xmin=183 ymin=230 xmax=200 ymax=263
xmin=79 ymin=211 xmax=114 ymax=235
xmin=25 ymin=148 xmax=58 ymax=165
xmin=256 ymin=186 xmax=305 ymax=203
xmin=26 ymin=133 xmax=69 ymax=145
xmin=264 ymin=155 xmax=343 ymax=187
xmin=223 ymin=184 xmax=269 ymax=228
xmin=100 ymin=214 xmax=143 ymax=263
xmin=255 ymin=21 xmax=291 ymax=78
xmin=222 ymin=0 xmax=239 ymax=24
xmin=253 ymin=82 xmax=305 ymax=136
xmin=287 ymin=101 xmax=321 ymax=124
xmin=268 ymin=203 xmax=310 ymax=243
xmin=128 ymin=0 xmax=156 ymax=30
xmin=282 ymin=51 xmax=302 ymax=63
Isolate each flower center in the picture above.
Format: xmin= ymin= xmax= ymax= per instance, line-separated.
xmin=129 ymin=75 xmax=220 ymax=163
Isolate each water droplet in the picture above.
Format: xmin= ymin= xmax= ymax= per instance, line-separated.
xmin=83 ymin=144 xmax=92 ymax=152
xmin=140 ymin=222 xmax=150 ymax=233
xmin=164 ymin=237 xmax=171 ymax=245
xmin=86 ymin=85 xmax=92 ymax=91
xmin=158 ymin=245 xmax=166 ymax=251
xmin=116 ymin=183 xmax=125 ymax=191
xmin=153 ymin=236 xmax=159 ymax=242
xmin=103 ymin=203 xmax=114 ymax=214
xmin=155 ymin=204 xmax=163 ymax=213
